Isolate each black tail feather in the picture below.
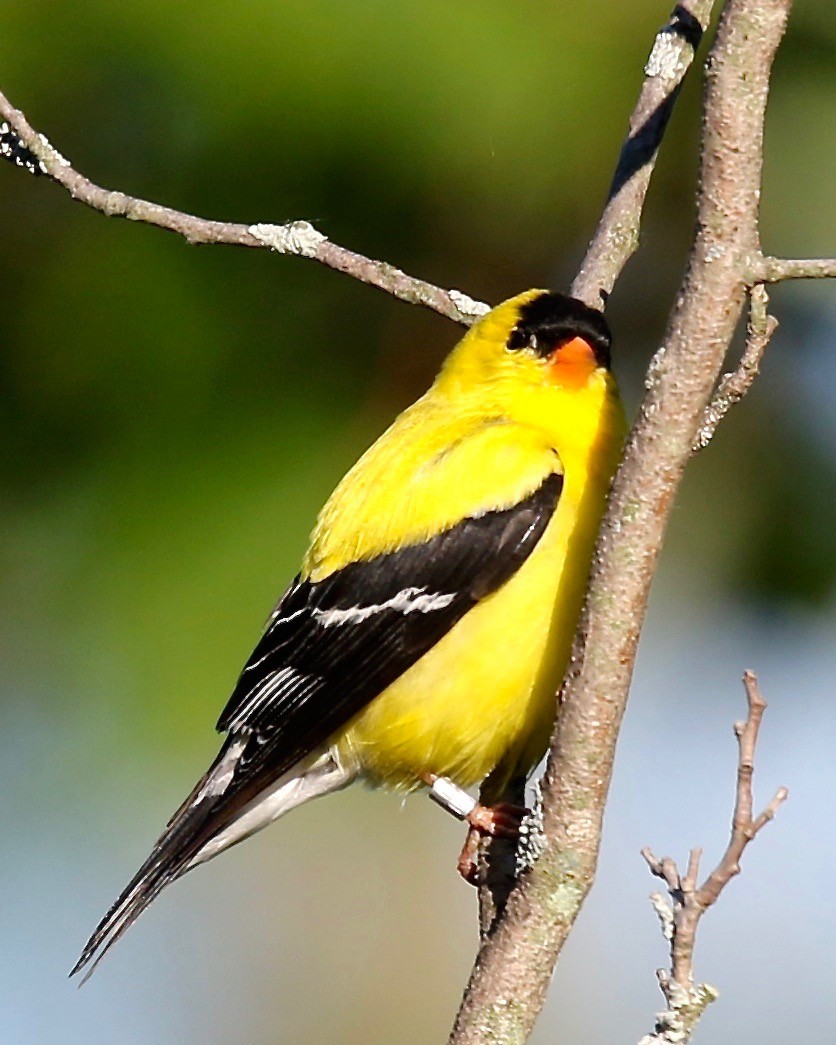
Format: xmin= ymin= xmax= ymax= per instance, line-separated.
xmin=71 ymin=805 xmax=207 ymax=981
xmin=71 ymin=737 xmax=246 ymax=981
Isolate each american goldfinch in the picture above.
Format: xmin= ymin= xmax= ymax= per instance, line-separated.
xmin=72 ymin=289 xmax=625 ymax=978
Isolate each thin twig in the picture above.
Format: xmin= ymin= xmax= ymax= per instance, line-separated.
xmin=0 ymin=102 xmax=487 ymax=326
xmin=758 ymin=256 xmax=836 ymax=282
xmin=692 ymin=283 xmax=779 ymax=452
xmin=572 ymin=1 xmax=712 ymax=309
xmin=695 ymin=673 xmax=789 ymax=909
xmin=639 ymin=672 xmax=788 ymax=1045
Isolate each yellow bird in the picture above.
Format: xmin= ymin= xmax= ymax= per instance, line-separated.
xmin=72 ymin=289 xmax=625 ymax=978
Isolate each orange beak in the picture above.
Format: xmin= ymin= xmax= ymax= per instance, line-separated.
xmin=547 ymin=336 xmax=598 ymax=389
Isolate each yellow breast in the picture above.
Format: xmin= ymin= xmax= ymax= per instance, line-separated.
xmin=334 ymin=444 xmax=614 ymax=792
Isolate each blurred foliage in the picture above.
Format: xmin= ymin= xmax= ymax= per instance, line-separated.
xmin=0 ymin=3 xmax=833 ymax=1042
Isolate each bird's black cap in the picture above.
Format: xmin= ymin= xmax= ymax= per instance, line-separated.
xmin=506 ymin=292 xmax=611 ymax=369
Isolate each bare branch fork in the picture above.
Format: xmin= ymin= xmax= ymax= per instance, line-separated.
xmin=639 ymin=672 xmax=788 ymax=1044
xmin=693 ymin=284 xmax=779 ymax=452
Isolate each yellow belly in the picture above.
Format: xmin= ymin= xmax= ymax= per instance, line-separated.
xmin=335 ymin=474 xmax=602 ymax=793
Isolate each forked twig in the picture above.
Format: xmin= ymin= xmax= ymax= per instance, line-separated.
xmin=639 ymin=672 xmax=788 ymax=1044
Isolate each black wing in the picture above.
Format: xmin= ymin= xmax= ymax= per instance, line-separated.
xmin=71 ymin=471 xmax=562 ymax=979
xmin=216 ymin=470 xmax=563 ymax=779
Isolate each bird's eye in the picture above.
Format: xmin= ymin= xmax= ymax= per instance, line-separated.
xmin=506 ymin=325 xmax=548 ymax=354
xmin=506 ymin=324 xmax=528 ymax=351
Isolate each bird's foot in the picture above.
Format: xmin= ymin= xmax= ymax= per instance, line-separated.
xmin=457 ymin=802 xmax=529 ymax=885
xmin=421 ymin=775 xmax=529 ymax=885
xmin=466 ymin=801 xmax=528 ymax=839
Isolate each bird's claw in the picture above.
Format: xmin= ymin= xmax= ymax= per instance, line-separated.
xmin=466 ymin=801 xmax=528 ymax=839
xmin=457 ymin=827 xmax=482 ymax=884
xmin=457 ymin=802 xmax=530 ymax=885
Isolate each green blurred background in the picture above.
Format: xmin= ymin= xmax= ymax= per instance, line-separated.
xmin=0 ymin=2 xmax=833 ymax=1042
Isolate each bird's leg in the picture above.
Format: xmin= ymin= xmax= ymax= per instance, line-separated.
xmin=424 ymin=773 xmax=478 ymax=819
xmin=422 ymin=773 xmax=528 ymax=884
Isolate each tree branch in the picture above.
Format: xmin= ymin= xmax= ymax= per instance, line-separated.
xmin=639 ymin=671 xmax=788 ymax=1045
xmin=470 ymin=0 xmax=717 ymax=937
xmin=692 ymin=283 xmax=779 ymax=452
xmin=757 ymin=256 xmax=836 ymax=282
xmin=572 ymin=1 xmax=713 ymax=309
xmin=0 ymin=103 xmax=487 ymax=326
xmin=449 ymin=2 xmax=795 ymax=1041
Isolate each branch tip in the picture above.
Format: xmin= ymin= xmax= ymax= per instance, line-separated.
xmin=683 ymin=849 xmax=702 ymax=892
xmin=641 ymin=669 xmax=787 ymax=1043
